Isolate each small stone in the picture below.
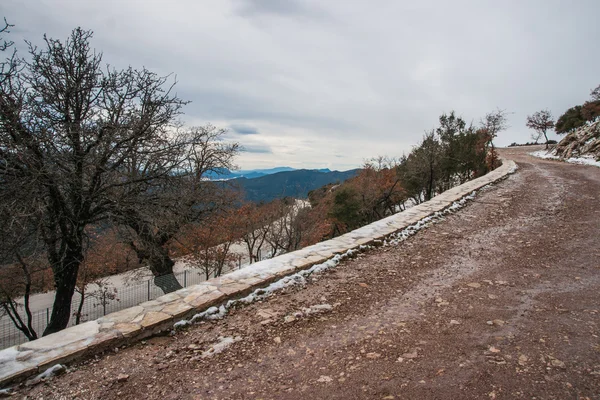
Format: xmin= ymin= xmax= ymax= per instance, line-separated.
xmin=396 ymin=357 xmax=404 ymax=363
xmin=273 ymin=336 xmax=282 ymax=344
xmin=116 ymin=374 xmax=129 ymax=383
xmin=550 ymin=358 xmax=566 ymax=369
xmin=358 ymin=282 xmax=369 ymax=288
xmin=518 ymin=354 xmax=529 ymax=365
xmin=488 ymin=294 xmax=498 ymax=300
xmin=450 ymin=320 xmax=461 ymax=325
xmin=402 ymin=350 xmax=418 ymax=359
xmin=488 ymin=346 xmax=501 ymax=353
xmin=467 ymin=282 xmax=481 ymax=288
xmin=366 ymin=352 xmax=381 ymax=359
xmin=492 ymin=319 xmax=505 ymax=326
xmin=256 ymin=308 xmax=277 ymax=320
xmin=284 ymin=315 xmax=296 ymax=323
xmin=317 ymin=375 xmax=333 ymax=383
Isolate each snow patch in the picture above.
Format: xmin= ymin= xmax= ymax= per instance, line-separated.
xmin=26 ymin=364 xmax=66 ymax=386
xmin=530 ymin=150 xmax=600 ymax=168
xmin=201 ymin=336 xmax=241 ymax=358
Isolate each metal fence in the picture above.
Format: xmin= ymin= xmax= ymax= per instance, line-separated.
xmin=0 ymin=251 xmax=272 ymax=350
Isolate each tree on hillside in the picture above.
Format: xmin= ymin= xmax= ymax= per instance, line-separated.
xmin=479 ymin=109 xmax=509 ymax=170
xmin=526 ymin=110 xmax=555 ymax=148
xmin=591 ymin=84 xmax=600 ymax=101
xmin=115 ymin=125 xmax=239 ymax=293
xmin=555 ymin=105 xmax=586 ymax=134
xmin=0 ymin=27 xmax=238 ymax=335
xmin=581 ymin=100 xmax=600 ymax=123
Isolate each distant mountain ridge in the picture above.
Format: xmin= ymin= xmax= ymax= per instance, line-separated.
xmin=206 ymin=166 xmax=332 ymax=180
xmin=232 ymin=168 xmax=359 ymax=203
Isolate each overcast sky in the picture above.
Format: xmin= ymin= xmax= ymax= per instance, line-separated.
xmin=3 ymin=0 xmax=599 ymax=170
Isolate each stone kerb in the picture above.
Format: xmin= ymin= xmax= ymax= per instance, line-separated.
xmin=0 ymin=159 xmax=517 ymax=387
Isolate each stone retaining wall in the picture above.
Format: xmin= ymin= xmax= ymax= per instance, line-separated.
xmin=0 ymin=159 xmax=517 ymax=387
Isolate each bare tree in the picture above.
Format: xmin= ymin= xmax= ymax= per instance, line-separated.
xmin=526 ymin=110 xmax=555 ymax=149
xmin=0 ymin=28 xmax=237 ymax=335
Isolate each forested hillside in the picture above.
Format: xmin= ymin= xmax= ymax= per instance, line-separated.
xmin=233 ymin=169 xmax=359 ymax=203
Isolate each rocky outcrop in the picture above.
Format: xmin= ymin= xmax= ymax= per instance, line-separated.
xmin=553 ymin=121 xmax=600 ymax=160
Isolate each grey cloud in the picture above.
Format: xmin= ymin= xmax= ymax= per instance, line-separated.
xmin=241 ymin=143 xmax=273 ymax=154
xmin=230 ymin=124 xmax=259 ymax=135
xmin=234 ymin=0 xmax=323 ymax=18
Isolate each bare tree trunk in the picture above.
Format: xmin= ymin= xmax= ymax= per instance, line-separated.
xmin=75 ymin=287 xmax=86 ymax=325
xmin=147 ymin=249 xmax=182 ymax=293
xmin=44 ymin=259 xmax=79 ymax=335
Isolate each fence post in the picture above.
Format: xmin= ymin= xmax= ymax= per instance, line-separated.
xmin=147 ymin=280 xmax=151 ymax=301
xmin=184 ymin=270 xmax=187 ymax=287
xmin=46 ymin=308 xmax=49 ymax=324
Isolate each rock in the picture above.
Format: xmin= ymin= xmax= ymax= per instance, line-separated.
xmin=116 ymin=374 xmax=129 ymax=383
xmin=303 ymin=304 xmax=333 ymax=315
xmin=492 ymin=319 xmax=505 ymax=326
xmin=256 ymin=308 xmax=277 ymax=320
xmin=450 ymin=320 xmax=461 ymax=325
xmin=549 ymin=357 xmax=566 ymax=369
xmin=486 ymin=356 xmax=506 ymax=365
xmin=467 ymin=282 xmax=481 ymax=288
xmin=518 ymin=354 xmax=529 ymax=366
xmin=358 ymin=282 xmax=369 ymax=288
xmin=273 ymin=336 xmax=282 ymax=344
xmin=284 ymin=315 xmax=296 ymax=323
xmin=488 ymin=294 xmax=498 ymax=300
xmin=366 ymin=352 xmax=381 ymax=359
xmin=402 ymin=349 xmax=418 ymax=359
xmin=187 ymin=344 xmax=201 ymax=350
xmin=488 ymin=346 xmax=501 ymax=353
xmin=553 ymin=121 xmax=600 ymax=160
xmin=317 ymin=375 xmax=333 ymax=383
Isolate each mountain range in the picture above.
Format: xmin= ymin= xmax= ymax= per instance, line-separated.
xmin=206 ymin=166 xmax=332 ymax=180
xmin=227 ymin=168 xmax=360 ymax=203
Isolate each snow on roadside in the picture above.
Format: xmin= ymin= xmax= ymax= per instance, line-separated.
xmin=530 ymin=150 xmax=600 ymax=168
xmin=383 ymin=190 xmax=478 ymax=247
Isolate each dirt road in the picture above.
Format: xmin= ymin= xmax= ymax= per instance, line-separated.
xmin=22 ymin=147 xmax=600 ymax=399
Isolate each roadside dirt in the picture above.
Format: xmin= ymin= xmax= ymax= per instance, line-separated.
xmin=19 ymin=147 xmax=600 ymax=399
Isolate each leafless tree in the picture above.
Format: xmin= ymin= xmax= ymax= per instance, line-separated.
xmin=526 ymin=110 xmax=555 ymax=148
xmin=0 ymin=27 xmax=238 ymax=335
